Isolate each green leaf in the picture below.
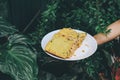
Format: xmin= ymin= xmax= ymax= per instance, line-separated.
xmin=8 ymin=34 xmax=33 ymax=46
xmin=0 ymin=17 xmax=18 ymax=37
xmin=0 ymin=34 xmax=38 ymax=80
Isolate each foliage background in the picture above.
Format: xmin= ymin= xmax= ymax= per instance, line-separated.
xmin=0 ymin=0 xmax=120 ymax=80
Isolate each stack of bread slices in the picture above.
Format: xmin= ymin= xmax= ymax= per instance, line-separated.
xmin=45 ymin=28 xmax=86 ymax=59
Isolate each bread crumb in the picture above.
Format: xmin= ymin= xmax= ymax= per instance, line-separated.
xmin=82 ymin=50 xmax=85 ymax=52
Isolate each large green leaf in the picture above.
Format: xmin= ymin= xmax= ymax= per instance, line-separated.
xmin=0 ymin=17 xmax=18 ymax=37
xmin=0 ymin=34 xmax=38 ymax=80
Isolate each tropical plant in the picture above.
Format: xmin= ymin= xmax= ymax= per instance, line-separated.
xmin=0 ymin=17 xmax=38 ymax=80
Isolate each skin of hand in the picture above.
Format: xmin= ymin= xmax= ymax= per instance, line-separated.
xmin=94 ymin=20 xmax=120 ymax=45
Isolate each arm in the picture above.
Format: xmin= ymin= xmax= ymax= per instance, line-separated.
xmin=94 ymin=20 xmax=120 ymax=45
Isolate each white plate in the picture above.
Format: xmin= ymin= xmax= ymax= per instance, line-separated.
xmin=41 ymin=29 xmax=97 ymax=61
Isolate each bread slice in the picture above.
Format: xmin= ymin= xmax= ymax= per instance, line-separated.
xmin=45 ymin=28 xmax=86 ymax=59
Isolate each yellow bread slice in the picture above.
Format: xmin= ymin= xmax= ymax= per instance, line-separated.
xmin=45 ymin=36 xmax=74 ymax=58
xmin=45 ymin=28 xmax=86 ymax=59
xmin=54 ymin=28 xmax=78 ymax=39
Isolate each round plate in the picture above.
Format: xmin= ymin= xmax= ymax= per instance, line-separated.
xmin=41 ymin=29 xmax=97 ymax=61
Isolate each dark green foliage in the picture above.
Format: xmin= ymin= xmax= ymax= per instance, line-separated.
xmin=38 ymin=0 xmax=120 ymax=36
xmin=0 ymin=18 xmax=38 ymax=80
xmin=0 ymin=34 xmax=38 ymax=80
xmin=0 ymin=17 xmax=18 ymax=37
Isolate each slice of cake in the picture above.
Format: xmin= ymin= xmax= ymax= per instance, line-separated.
xmin=45 ymin=28 xmax=86 ymax=59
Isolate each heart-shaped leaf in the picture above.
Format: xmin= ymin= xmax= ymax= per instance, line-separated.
xmin=0 ymin=34 xmax=38 ymax=80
